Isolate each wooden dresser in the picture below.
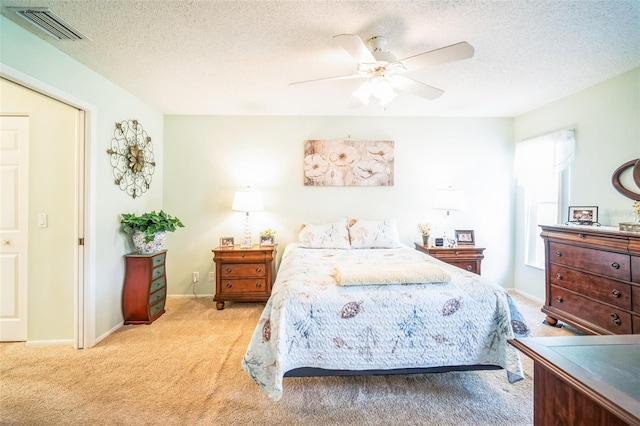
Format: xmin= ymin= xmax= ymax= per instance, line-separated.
xmin=414 ymin=244 xmax=485 ymax=275
xmin=122 ymin=250 xmax=167 ymax=325
xmin=540 ymin=224 xmax=640 ymax=335
xmin=212 ymin=245 xmax=276 ymax=310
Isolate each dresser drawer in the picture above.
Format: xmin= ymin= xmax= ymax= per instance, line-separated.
xmin=549 ymin=264 xmax=631 ymax=310
xmin=220 ymin=263 xmax=266 ymax=278
xmin=220 ymin=278 xmax=268 ymax=294
xmin=152 ymin=252 xmax=166 ymax=267
xmin=549 ymin=286 xmax=632 ymax=334
xmin=149 ymin=276 xmax=166 ymax=293
xmin=151 ymin=265 xmax=165 ymax=280
xmin=149 ymin=298 xmax=165 ymax=318
xmin=149 ymin=287 xmax=166 ymax=306
xmin=632 ymin=256 xmax=640 ymax=283
xmin=549 ymin=242 xmax=630 ymax=281
xmin=634 ymin=315 xmax=640 ymax=334
xmin=633 ymin=285 xmax=640 ymax=313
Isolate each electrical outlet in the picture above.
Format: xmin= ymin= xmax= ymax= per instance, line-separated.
xmin=208 ymin=272 xmax=215 ymax=281
xmin=192 ymin=272 xmax=199 ymax=282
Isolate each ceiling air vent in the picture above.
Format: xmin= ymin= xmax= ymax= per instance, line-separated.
xmin=10 ymin=7 xmax=89 ymax=40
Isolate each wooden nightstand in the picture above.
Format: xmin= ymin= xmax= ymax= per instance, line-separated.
xmin=414 ymin=243 xmax=485 ymax=275
xmin=212 ymin=245 xmax=276 ymax=310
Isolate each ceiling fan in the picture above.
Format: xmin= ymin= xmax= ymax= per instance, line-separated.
xmin=291 ymin=34 xmax=475 ymax=106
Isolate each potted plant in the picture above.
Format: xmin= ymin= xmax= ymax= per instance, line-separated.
xmin=121 ymin=210 xmax=185 ymax=254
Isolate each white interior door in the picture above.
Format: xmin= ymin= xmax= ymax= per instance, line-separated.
xmin=0 ymin=115 xmax=29 ymax=341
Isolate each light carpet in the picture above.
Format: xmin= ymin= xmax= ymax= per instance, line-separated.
xmin=0 ymin=292 xmax=579 ymax=425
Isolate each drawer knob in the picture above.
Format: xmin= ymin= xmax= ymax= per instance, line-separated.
xmin=466 ymin=265 xmax=472 ymax=271
xmin=226 ymin=283 xmax=232 ymax=288
xmin=555 ymin=250 xmax=562 ymax=257
xmin=226 ymin=267 xmax=233 ymax=273
xmin=610 ymin=313 xmax=621 ymax=326
xmin=255 ymin=282 xmax=262 ymax=288
xmin=555 ymin=273 xmax=562 ymax=280
xmin=556 ymin=296 xmax=563 ymax=303
xmin=611 ymin=289 xmax=621 ymax=298
xmin=256 ymin=267 xmax=262 ymax=273
xmin=611 ymin=262 xmax=620 ymax=269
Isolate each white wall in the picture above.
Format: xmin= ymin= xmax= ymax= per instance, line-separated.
xmin=163 ymin=116 xmax=515 ymax=296
xmin=513 ymin=68 xmax=640 ymax=300
xmin=1 ymin=15 xmax=164 ymax=343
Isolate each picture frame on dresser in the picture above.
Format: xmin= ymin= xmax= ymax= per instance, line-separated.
xmin=455 ymin=230 xmax=475 ymax=245
xmin=220 ymin=237 xmax=234 ymax=249
xmin=567 ymin=205 xmax=598 ymax=225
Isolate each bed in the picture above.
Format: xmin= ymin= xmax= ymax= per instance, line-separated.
xmin=242 ymin=219 xmax=530 ymax=401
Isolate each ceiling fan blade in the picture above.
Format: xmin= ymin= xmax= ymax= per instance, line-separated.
xmin=399 ymin=41 xmax=474 ymax=71
xmin=333 ymin=34 xmax=376 ymax=64
xmin=391 ymin=75 xmax=444 ymax=100
xmin=289 ymin=73 xmax=366 ymax=86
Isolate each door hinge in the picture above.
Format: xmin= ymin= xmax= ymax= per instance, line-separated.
xmin=78 ymin=238 xmax=84 ymax=246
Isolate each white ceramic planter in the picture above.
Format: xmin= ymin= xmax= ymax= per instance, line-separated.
xmin=131 ymin=231 xmax=166 ymax=254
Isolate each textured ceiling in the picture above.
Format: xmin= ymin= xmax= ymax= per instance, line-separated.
xmin=2 ymin=0 xmax=639 ymax=117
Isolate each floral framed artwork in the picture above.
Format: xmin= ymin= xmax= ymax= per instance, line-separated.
xmin=455 ymin=230 xmax=475 ymax=245
xmin=303 ymin=139 xmax=394 ymax=186
xmin=220 ymin=237 xmax=234 ymax=249
xmin=567 ymin=206 xmax=598 ymax=224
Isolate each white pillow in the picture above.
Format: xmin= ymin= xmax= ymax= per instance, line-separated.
xmin=298 ymin=219 xmax=351 ymax=249
xmin=348 ymin=218 xmax=402 ymax=249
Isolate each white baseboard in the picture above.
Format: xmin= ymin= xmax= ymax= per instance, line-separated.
xmin=509 ymin=288 xmax=544 ymax=304
xmin=26 ymin=339 xmax=74 ymax=346
xmin=94 ymin=321 xmax=123 ymax=346
xmin=167 ymin=294 xmax=214 ymax=298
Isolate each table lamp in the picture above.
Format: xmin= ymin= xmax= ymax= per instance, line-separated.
xmin=434 ymin=187 xmax=465 ymax=246
xmin=232 ymin=187 xmax=264 ymax=248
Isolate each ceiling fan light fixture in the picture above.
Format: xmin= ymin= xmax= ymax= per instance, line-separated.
xmin=353 ymin=77 xmax=397 ymax=106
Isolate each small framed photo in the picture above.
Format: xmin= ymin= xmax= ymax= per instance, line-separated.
xmin=455 ymin=230 xmax=475 ymax=245
xmin=260 ymin=235 xmax=274 ymax=246
xmin=220 ymin=237 xmax=234 ymax=249
xmin=568 ymin=206 xmax=598 ymax=224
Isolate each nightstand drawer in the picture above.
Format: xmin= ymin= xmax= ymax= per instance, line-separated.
xmin=217 ymin=251 xmax=267 ymax=263
xmin=447 ymin=261 xmax=478 ymax=274
xmin=220 ymin=263 xmax=266 ymax=278
xmin=220 ymin=278 xmax=267 ymax=294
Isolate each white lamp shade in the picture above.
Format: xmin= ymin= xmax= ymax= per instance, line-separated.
xmin=232 ymin=188 xmax=264 ymax=212
xmin=434 ymin=188 xmax=465 ymax=211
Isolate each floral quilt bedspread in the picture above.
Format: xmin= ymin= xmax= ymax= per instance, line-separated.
xmin=242 ymin=243 xmax=530 ymax=401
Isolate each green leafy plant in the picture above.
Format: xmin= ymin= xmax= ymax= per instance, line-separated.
xmin=120 ymin=210 xmax=185 ymax=243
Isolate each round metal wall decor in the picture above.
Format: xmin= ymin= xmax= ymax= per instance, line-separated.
xmin=107 ymin=119 xmax=156 ymax=199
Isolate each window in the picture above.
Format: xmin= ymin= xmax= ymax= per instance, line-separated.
xmin=515 ymin=129 xmax=575 ymax=268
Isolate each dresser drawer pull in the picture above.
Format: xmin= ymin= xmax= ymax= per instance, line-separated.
xmin=466 ymin=265 xmax=472 ymax=271
xmin=578 ymin=233 xmax=585 ymax=239
xmin=556 ymin=296 xmax=563 ymax=303
xmin=555 ymin=273 xmax=562 ymax=280
xmin=226 ymin=283 xmax=232 ymax=288
xmin=611 ymin=289 xmax=621 ymax=298
xmin=610 ymin=313 xmax=621 ymax=326
xmin=255 ymin=267 xmax=263 ymax=273
xmin=226 ymin=267 xmax=233 ymax=273
xmin=255 ymin=282 xmax=262 ymax=288
xmin=611 ymin=262 xmax=620 ymax=269
xmin=555 ymin=250 xmax=562 ymax=257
